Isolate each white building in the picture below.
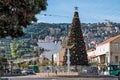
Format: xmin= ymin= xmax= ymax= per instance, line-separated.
xmin=37 ymin=41 xmax=62 ymax=59
xmin=87 ymin=35 xmax=120 ymax=70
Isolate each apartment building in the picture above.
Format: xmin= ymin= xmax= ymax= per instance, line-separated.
xmin=87 ymin=35 xmax=120 ymax=69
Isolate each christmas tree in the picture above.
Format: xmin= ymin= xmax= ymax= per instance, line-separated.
xmin=65 ymin=7 xmax=88 ymax=66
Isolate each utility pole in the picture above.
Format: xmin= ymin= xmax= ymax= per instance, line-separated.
xmin=52 ymin=54 xmax=54 ymax=66
xmin=51 ymin=54 xmax=54 ymax=72
xmin=30 ymin=32 xmax=35 ymax=65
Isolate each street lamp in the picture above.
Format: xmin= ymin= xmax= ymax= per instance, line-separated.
xmin=10 ymin=60 xmax=13 ymax=74
xmin=67 ymin=47 xmax=70 ymax=72
xmin=30 ymin=45 xmax=35 ymax=65
xmin=64 ymin=36 xmax=74 ymax=73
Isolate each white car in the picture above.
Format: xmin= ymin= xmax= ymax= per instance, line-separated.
xmin=22 ymin=69 xmax=35 ymax=75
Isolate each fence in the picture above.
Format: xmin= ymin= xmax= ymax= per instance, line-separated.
xmin=39 ymin=66 xmax=98 ymax=74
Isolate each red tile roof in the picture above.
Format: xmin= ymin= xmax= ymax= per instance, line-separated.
xmin=98 ymin=35 xmax=120 ymax=46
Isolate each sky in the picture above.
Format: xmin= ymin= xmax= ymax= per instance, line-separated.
xmin=36 ymin=0 xmax=120 ymax=23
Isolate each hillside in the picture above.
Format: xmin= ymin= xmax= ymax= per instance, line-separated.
xmin=0 ymin=21 xmax=120 ymax=60
xmin=23 ymin=21 xmax=120 ymax=49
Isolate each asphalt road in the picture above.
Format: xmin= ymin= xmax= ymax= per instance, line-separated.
xmin=2 ymin=77 xmax=119 ymax=80
xmin=7 ymin=78 xmax=55 ymax=80
xmin=1 ymin=74 xmax=119 ymax=80
xmin=1 ymin=77 xmax=56 ymax=80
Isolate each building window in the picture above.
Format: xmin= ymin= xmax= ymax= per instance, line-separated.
xmin=114 ymin=43 xmax=119 ymax=50
xmin=115 ymin=56 xmax=118 ymax=63
xmin=105 ymin=56 xmax=108 ymax=63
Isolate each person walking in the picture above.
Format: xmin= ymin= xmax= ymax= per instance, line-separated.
xmin=55 ymin=69 xmax=57 ymax=75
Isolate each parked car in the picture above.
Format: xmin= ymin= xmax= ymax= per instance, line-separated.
xmin=22 ymin=69 xmax=35 ymax=75
xmin=28 ymin=65 xmax=39 ymax=73
xmin=104 ymin=64 xmax=120 ymax=76
xmin=13 ymin=68 xmax=22 ymax=74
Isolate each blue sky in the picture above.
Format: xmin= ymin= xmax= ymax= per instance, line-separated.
xmin=36 ymin=0 xmax=120 ymax=23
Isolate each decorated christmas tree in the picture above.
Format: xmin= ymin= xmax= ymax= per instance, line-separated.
xmin=64 ymin=7 xmax=88 ymax=66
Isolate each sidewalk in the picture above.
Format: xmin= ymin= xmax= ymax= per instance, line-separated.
xmin=35 ymin=72 xmax=118 ymax=80
xmin=36 ymin=72 xmax=78 ymax=78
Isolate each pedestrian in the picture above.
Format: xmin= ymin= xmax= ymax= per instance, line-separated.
xmin=75 ymin=65 xmax=78 ymax=72
xmin=101 ymin=67 xmax=105 ymax=75
xmin=55 ymin=70 xmax=57 ymax=75
xmin=102 ymin=68 xmax=105 ymax=73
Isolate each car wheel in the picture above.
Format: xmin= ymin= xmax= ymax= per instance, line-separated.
xmin=118 ymin=73 xmax=120 ymax=80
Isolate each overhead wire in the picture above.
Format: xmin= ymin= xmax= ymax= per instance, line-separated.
xmin=40 ymin=14 xmax=71 ymax=18
xmin=39 ymin=13 xmax=106 ymax=22
xmin=38 ymin=0 xmax=120 ymax=23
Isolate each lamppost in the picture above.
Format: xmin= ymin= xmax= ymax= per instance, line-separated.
xmin=64 ymin=36 xmax=74 ymax=73
xmin=10 ymin=60 xmax=13 ymax=75
xmin=67 ymin=47 xmax=70 ymax=72
xmin=30 ymin=45 xmax=35 ymax=65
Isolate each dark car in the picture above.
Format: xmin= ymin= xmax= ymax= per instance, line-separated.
xmin=22 ymin=69 xmax=35 ymax=75
xmin=13 ymin=69 xmax=22 ymax=74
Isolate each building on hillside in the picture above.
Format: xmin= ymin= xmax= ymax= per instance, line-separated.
xmin=0 ymin=37 xmax=11 ymax=60
xmin=45 ymin=36 xmax=55 ymax=42
xmin=53 ymin=53 xmax=59 ymax=65
xmin=87 ymin=35 xmax=120 ymax=70
xmin=39 ymin=54 xmax=50 ymax=65
xmin=49 ymin=28 xmax=61 ymax=36
xmin=37 ymin=41 xmax=62 ymax=59
xmin=54 ymin=48 xmax=66 ymax=66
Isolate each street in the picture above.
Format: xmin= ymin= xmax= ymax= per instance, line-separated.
xmin=1 ymin=73 xmax=118 ymax=80
xmin=1 ymin=76 xmax=118 ymax=80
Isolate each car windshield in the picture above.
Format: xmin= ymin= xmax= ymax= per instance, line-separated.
xmin=110 ymin=65 xmax=120 ymax=70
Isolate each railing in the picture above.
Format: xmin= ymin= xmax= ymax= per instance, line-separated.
xmin=12 ymin=57 xmax=38 ymax=63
